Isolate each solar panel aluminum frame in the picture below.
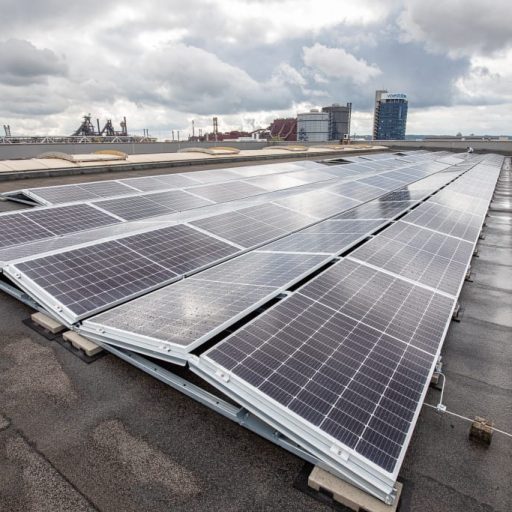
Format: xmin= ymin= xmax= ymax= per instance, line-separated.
xmin=191 ymin=281 xmax=458 ymax=505
xmin=79 ymin=253 xmax=333 ymax=363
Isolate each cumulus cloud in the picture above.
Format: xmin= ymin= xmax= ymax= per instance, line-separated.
xmin=0 ymin=39 xmax=67 ymax=85
xmin=303 ymin=43 xmax=381 ymax=84
xmin=118 ymin=43 xmax=295 ymax=115
xmin=398 ymin=0 xmax=512 ymax=57
xmin=454 ymin=50 xmax=512 ymax=105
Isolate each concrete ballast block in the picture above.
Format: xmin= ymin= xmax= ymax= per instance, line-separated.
xmin=308 ymin=466 xmax=402 ymax=512
xmin=469 ymin=416 xmax=494 ymax=445
xmin=63 ymin=331 xmax=103 ymax=357
xmin=31 ymin=312 xmax=65 ymax=334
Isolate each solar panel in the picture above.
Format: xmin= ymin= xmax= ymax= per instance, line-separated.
xmin=289 ymin=169 xmax=336 ymax=184
xmin=84 ymin=280 xmax=275 ymax=350
xmin=378 ymin=188 xmax=431 ymax=202
xmin=188 ymin=169 xmax=241 ymax=184
xmin=334 ymin=200 xmax=417 ymax=220
xmin=275 ymin=190 xmax=361 ymax=218
xmin=81 ymin=252 xmax=330 ymax=354
xmin=151 ymin=174 xmax=199 ymax=188
xmin=243 ymin=203 xmax=315 ymax=232
xmin=26 ymin=185 xmax=99 ymax=205
xmin=380 ymin=171 xmax=415 ymax=183
xmin=349 ymin=221 xmax=474 ymax=296
xmin=23 ymin=204 xmax=120 ymax=235
xmin=193 ymin=251 xmax=329 ymax=288
xmin=191 ymin=204 xmax=313 ymax=249
xmin=407 ymin=173 xmax=454 ymax=192
xmin=429 ymin=189 xmax=489 ymax=215
xmin=327 ymin=181 xmax=386 ymax=202
xmin=120 ymin=176 xmax=174 ymax=192
xmin=12 ymin=240 xmax=177 ymax=319
xmin=78 ymin=181 xmax=136 ymax=197
xmin=203 ymin=258 xmax=454 ymax=476
xmin=259 ymin=219 xmax=386 ymax=255
xmin=143 ymin=190 xmax=213 ymax=210
xmin=0 ymin=213 xmax=53 ymax=248
xmin=339 ymin=163 xmax=376 ymax=173
xmin=297 ymin=261 xmax=453 ymax=355
xmin=302 ymin=219 xmax=387 ymax=234
xmin=246 ymin=174 xmax=305 ymax=191
xmin=259 ymin=232 xmax=367 ymax=255
xmin=315 ymin=164 xmax=358 ymax=176
xmin=228 ymin=162 xmax=311 ymax=178
xmin=94 ymin=196 xmax=173 ymax=220
xmin=402 ymin=202 xmax=483 ymax=242
xmin=120 ymin=224 xmax=238 ymax=275
xmin=0 ymin=219 xmax=172 ymax=267
xmin=188 ymin=182 xmax=265 ymax=202
xmin=448 ymin=180 xmax=495 ymax=201
xmin=21 ymin=174 xmax=201 ymax=205
xmin=191 ymin=211 xmax=282 ymax=248
xmin=357 ymin=175 xmax=404 ymax=190
xmin=7 ymin=224 xmax=238 ymax=322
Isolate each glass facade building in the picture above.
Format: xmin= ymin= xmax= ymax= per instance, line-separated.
xmin=373 ymin=92 xmax=408 ymax=140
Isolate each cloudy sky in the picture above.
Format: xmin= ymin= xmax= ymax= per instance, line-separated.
xmin=1 ymin=0 xmax=511 ymax=137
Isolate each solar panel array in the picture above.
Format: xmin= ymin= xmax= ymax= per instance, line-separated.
xmin=192 ymin=157 xmax=502 ymax=501
xmin=202 ymin=258 xmax=454 ymax=473
xmin=2 ymin=151 xmax=463 ymax=250
xmin=1 ymin=150 xmax=502 ymax=504
xmin=94 ymin=189 xmax=214 ymax=221
xmin=0 ymin=204 xmax=121 ymax=249
xmin=16 ymin=160 xmax=327 ymax=206
xmin=0 ymin=156 xmax=399 ymax=255
xmin=82 ymin=251 xmax=331 ymax=355
xmin=77 ymin=155 xmax=478 ymax=358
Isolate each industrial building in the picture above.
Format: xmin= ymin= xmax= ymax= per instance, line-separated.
xmin=322 ymin=103 xmax=352 ymax=141
xmin=269 ymin=118 xmax=297 ymax=141
xmin=297 ymin=104 xmax=352 ymax=143
xmin=373 ymin=91 xmax=408 ymax=140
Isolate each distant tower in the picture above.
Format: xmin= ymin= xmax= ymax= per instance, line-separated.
xmin=120 ymin=117 xmax=128 ymax=136
xmin=373 ymin=91 xmax=408 ymax=140
xmin=212 ymin=117 xmax=219 ymax=141
xmin=3 ymin=125 xmax=11 ymax=137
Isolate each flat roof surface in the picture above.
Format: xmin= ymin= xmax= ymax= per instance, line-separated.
xmin=0 ymin=145 xmax=386 ymax=174
xmin=0 ymin=157 xmax=511 ymax=511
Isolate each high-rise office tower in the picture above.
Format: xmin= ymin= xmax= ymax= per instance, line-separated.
xmin=373 ymin=91 xmax=408 ymax=140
